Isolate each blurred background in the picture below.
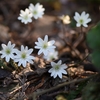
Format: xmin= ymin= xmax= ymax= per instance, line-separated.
xmin=0 ymin=0 xmax=100 ymax=51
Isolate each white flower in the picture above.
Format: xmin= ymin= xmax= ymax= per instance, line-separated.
xmin=35 ymin=35 xmax=56 ymax=56
xmin=48 ymin=60 xmax=67 ymax=79
xmin=74 ymin=11 xmax=91 ymax=27
xmin=18 ymin=8 xmax=32 ymax=24
xmin=43 ymin=50 xmax=58 ymax=61
xmin=0 ymin=41 xmax=17 ymax=62
xmin=14 ymin=45 xmax=35 ymax=67
xmin=29 ymin=3 xmax=45 ymax=19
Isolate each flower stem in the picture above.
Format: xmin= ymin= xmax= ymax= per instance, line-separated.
xmin=80 ymin=25 xmax=83 ymax=34
xmin=60 ymin=23 xmax=82 ymax=59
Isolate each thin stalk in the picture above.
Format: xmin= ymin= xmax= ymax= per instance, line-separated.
xmin=80 ymin=25 xmax=83 ymax=34
xmin=61 ymin=23 xmax=82 ymax=59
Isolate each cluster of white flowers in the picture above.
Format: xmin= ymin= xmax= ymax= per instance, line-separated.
xmin=0 ymin=41 xmax=35 ymax=67
xmin=1 ymin=6 xmax=92 ymax=79
xmin=0 ymin=35 xmax=68 ymax=79
xmin=0 ymin=35 xmax=56 ymax=67
xmin=35 ymin=35 xmax=68 ymax=78
xmin=18 ymin=3 xmax=45 ymax=24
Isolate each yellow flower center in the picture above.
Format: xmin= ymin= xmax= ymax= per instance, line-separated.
xmin=21 ymin=53 xmax=26 ymax=59
xmin=43 ymin=43 xmax=48 ymax=49
xmin=6 ymin=49 xmax=11 ymax=55
xmin=79 ymin=19 xmax=83 ymax=24
xmin=33 ymin=10 xmax=37 ymax=15
xmin=24 ymin=15 xmax=28 ymax=20
xmin=55 ymin=65 xmax=60 ymax=70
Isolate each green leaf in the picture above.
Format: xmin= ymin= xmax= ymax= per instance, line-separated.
xmin=87 ymin=22 xmax=100 ymax=50
xmin=91 ymin=50 xmax=100 ymax=70
xmin=66 ymin=81 xmax=87 ymax=100
xmin=82 ymin=82 xmax=100 ymax=100
xmin=87 ymin=22 xmax=100 ymax=69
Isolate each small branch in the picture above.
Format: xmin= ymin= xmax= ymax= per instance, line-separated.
xmin=29 ymin=74 xmax=97 ymax=100
xmin=68 ymin=53 xmax=89 ymax=67
xmin=9 ymin=81 xmax=30 ymax=99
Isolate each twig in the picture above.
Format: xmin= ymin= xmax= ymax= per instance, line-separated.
xmin=9 ymin=81 xmax=30 ymax=99
xmin=29 ymin=74 xmax=97 ymax=100
xmin=68 ymin=53 xmax=89 ymax=67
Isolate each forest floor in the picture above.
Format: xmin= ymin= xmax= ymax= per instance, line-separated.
xmin=0 ymin=0 xmax=100 ymax=100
